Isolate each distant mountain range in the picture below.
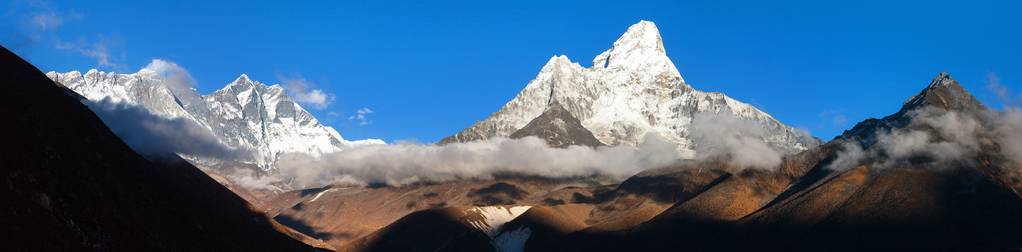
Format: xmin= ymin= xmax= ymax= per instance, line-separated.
xmin=47 ymin=20 xmax=821 ymax=197
xmin=46 ymin=70 xmax=384 ymax=173
xmin=51 ymin=21 xmax=819 ymax=168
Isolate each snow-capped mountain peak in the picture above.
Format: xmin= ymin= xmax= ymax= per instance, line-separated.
xmin=442 ymin=20 xmax=819 ymax=155
xmin=542 ymin=55 xmax=576 ymax=70
xmin=591 ymin=20 xmax=683 ymax=85
xmin=231 ymin=73 xmax=253 ymax=85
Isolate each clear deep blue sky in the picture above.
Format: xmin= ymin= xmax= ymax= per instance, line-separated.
xmin=3 ymin=0 xmax=1019 ymax=142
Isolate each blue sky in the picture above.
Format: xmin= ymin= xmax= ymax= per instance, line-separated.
xmin=3 ymin=0 xmax=1019 ymax=143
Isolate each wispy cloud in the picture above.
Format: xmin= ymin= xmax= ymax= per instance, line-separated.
xmin=84 ymin=98 xmax=251 ymax=160
xmin=276 ymin=73 xmax=335 ymax=109
xmin=827 ymin=106 xmax=1022 ymax=171
xmin=56 ymin=36 xmax=123 ymax=68
xmin=9 ymin=1 xmax=123 ymax=68
xmin=819 ymin=110 xmax=849 ymax=128
xmin=988 ymin=72 xmax=1020 ymax=108
xmin=28 ymin=10 xmax=82 ymax=31
xmin=18 ymin=0 xmax=81 ymax=32
xmin=349 ymin=107 xmax=373 ymax=125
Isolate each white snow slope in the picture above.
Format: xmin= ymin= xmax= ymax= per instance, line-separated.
xmin=464 ymin=206 xmax=533 ymax=252
xmin=443 ymin=20 xmax=818 ymax=156
xmin=464 ymin=206 xmax=532 ymax=237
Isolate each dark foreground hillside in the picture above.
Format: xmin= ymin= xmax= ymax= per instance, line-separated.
xmin=0 ymin=46 xmax=327 ymax=251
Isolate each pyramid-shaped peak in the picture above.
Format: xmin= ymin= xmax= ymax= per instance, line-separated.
xmin=233 ymin=73 xmax=252 ymax=84
xmin=927 ymin=72 xmax=955 ymax=89
xmin=902 ymin=72 xmax=984 ymax=112
xmin=218 ymin=73 xmax=264 ymax=95
xmin=591 ymin=20 xmax=680 ymax=81
xmin=624 ymin=20 xmax=661 ymax=37
xmin=616 ymin=20 xmax=665 ymax=53
xmin=510 ymin=100 xmax=605 ymax=148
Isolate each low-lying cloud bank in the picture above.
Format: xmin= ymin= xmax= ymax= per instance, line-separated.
xmin=828 ymin=106 xmax=1022 ymax=171
xmin=85 ymin=98 xmax=252 ymax=160
xmin=237 ymin=112 xmax=796 ymax=189
xmin=275 ymin=135 xmax=684 ymax=188
xmin=690 ymin=111 xmax=786 ymax=170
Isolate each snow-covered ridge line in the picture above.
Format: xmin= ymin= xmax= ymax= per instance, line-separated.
xmin=47 ymin=69 xmax=384 ymax=172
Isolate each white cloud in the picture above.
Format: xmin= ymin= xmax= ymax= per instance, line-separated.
xmin=257 ymin=110 xmax=798 ymax=189
xmin=827 ymin=106 xmax=1022 ymax=171
xmin=993 ymin=107 xmax=1022 ymax=165
xmin=30 ymin=12 xmax=61 ymax=30
xmin=349 ymin=107 xmax=373 ymax=125
xmin=689 ymin=111 xmax=784 ymax=170
xmin=818 ymin=110 xmax=850 ymax=130
xmin=12 ymin=1 xmax=116 ymax=66
xmin=988 ymin=72 xmax=1021 ymax=108
xmin=20 ymin=0 xmax=82 ymax=31
xmin=84 ymin=98 xmax=251 ymax=160
xmin=227 ymin=169 xmax=282 ymax=191
xmin=142 ymin=59 xmax=196 ymax=90
xmin=275 ymin=134 xmax=684 ymax=188
xmin=277 ymin=74 xmax=335 ymax=109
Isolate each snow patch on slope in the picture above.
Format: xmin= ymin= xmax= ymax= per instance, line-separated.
xmin=463 ymin=205 xmax=533 ymax=252
xmin=309 ymin=188 xmax=338 ymax=202
xmin=464 ymin=206 xmax=532 ymax=237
